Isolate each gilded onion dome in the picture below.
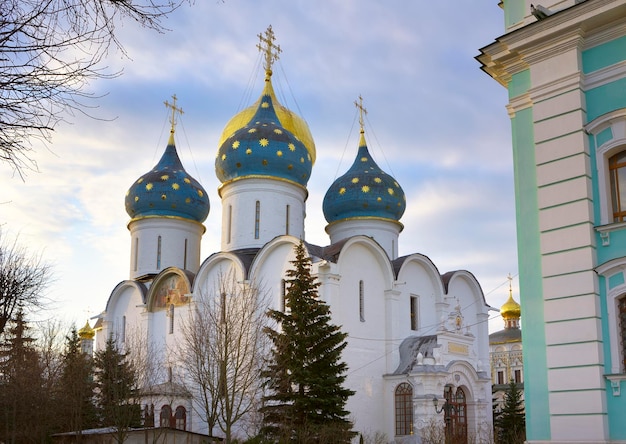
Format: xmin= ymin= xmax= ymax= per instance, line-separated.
xmin=323 ymin=129 xmax=406 ymax=224
xmin=125 ymin=131 xmax=210 ymax=223
xmin=215 ymin=77 xmax=313 ymax=187
xmin=78 ymin=320 xmax=95 ymax=340
xmin=501 ymin=289 xmax=521 ymax=321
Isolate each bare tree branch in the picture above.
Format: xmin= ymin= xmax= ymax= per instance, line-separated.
xmin=0 ymin=0 xmax=191 ymax=179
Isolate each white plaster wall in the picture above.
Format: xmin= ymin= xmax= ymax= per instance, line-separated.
xmin=219 ymin=179 xmax=306 ymax=251
xmin=326 ymin=218 xmax=401 ymax=260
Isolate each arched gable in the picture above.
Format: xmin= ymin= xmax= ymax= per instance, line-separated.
xmin=335 ymin=235 xmax=395 ymax=287
xmin=444 ymin=270 xmax=489 ymax=314
xmin=147 ymin=268 xmax=194 ymax=312
xmin=106 ymin=280 xmax=148 ymax=313
xmin=396 ymin=253 xmax=446 ymax=302
xmin=194 ymin=251 xmax=247 ymax=300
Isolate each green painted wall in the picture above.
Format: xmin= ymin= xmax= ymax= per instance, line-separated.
xmin=586 ymin=77 xmax=626 ymax=122
xmin=510 ymin=105 xmax=551 ymax=440
xmin=503 ymin=0 xmax=525 ymax=29
xmin=583 ymin=35 xmax=626 ymax=74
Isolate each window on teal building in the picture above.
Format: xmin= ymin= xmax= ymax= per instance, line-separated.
xmin=609 ymin=151 xmax=626 ymax=222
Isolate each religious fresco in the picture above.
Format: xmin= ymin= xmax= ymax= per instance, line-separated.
xmin=152 ymin=274 xmax=189 ymax=309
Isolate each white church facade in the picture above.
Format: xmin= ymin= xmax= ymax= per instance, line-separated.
xmin=93 ymin=27 xmax=493 ymax=442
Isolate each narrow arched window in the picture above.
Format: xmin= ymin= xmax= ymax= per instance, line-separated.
xmin=254 ymin=201 xmax=261 ymax=239
xmin=157 ymin=235 xmax=162 ymax=269
xmin=227 ymin=204 xmax=232 ymax=244
xmin=169 ymin=304 xmax=174 ymax=334
xmin=121 ymin=315 xmax=126 ymax=343
xmin=133 ymin=237 xmax=138 ymax=271
xmin=610 ymin=151 xmax=626 ymax=222
xmin=175 ymin=406 xmax=186 ymax=430
xmin=359 ymin=280 xmax=365 ymax=322
xmin=281 ymin=279 xmax=287 ymax=312
xmin=395 ymin=383 xmax=413 ymax=436
xmin=183 ymin=238 xmax=188 ymax=270
xmin=160 ymin=404 xmax=172 ymax=428
xmin=285 ymin=204 xmax=290 ymax=235
xmin=220 ymin=292 xmax=226 ymax=324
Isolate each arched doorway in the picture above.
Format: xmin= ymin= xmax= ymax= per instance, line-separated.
xmin=443 ymin=385 xmax=467 ymax=443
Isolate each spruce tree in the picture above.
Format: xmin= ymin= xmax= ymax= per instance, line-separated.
xmin=260 ymin=241 xmax=355 ymax=443
xmin=494 ymin=380 xmax=525 ymax=444
xmin=93 ymin=337 xmax=140 ymax=442
xmin=57 ymin=327 xmax=97 ymax=435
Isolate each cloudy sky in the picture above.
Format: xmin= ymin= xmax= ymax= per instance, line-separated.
xmin=2 ymin=1 xmax=518 ymax=334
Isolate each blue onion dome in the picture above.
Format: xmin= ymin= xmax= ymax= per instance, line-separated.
xmin=323 ymin=130 xmax=406 ymax=223
xmin=125 ymin=132 xmax=210 ymax=223
xmin=215 ymin=75 xmax=313 ymax=187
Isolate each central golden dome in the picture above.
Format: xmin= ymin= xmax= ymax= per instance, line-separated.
xmin=217 ymin=74 xmax=316 ymax=165
xmin=501 ymin=292 xmax=521 ymax=320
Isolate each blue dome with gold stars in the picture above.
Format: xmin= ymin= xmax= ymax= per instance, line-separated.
xmin=323 ymin=130 xmax=405 ymax=223
xmin=215 ymin=77 xmax=313 ymax=187
xmin=125 ymin=134 xmax=210 ymax=223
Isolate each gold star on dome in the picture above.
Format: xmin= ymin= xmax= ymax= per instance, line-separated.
xmin=135 ymin=196 xmax=139 ymax=202
xmin=146 ymin=183 xmax=153 ymax=191
xmin=277 ymin=150 xmax=283 ymax=157
xmin=261 ymin=101 xmax=270 ymax=108
xmin=232 ymin=140 xmax=240 ymax=149
xmin=388 ymin=188 xmax=394 ymax=195
xmin=339 ymin=187 xmax=346 ymax=195
xmin=377 ymin=197 xmax=382 ymax=202
xmin=161 ymin=194 xmax=167 ymax=200
xmin=137 ymin=178 xmax=143 ymax=184
xmin=197 ymin=190 xmax=204 ymax=197
xmin=361 ymin=157 xmax=368 ymax=162
xmin=362 ymin=185 xmax=370 ymax=193
xmin=352 ymin=177 xmax=359 ymax=184
xmin=274 ymin=129 xmax=283 ymax=135
xmin=287 ymin=164 xmax=293 ymax=170
xmin=125 ymin=190 xmax=129 ymax=196
xmin=374 ymin=177 xmax=382 ymax=183
xmin=172 ymin=183 xmax=180 ymax=190
xmin=184 ymin=178 xmax=191 ymax=184
xmin=300 ymin=157 xmax=304 ymax=163
xmin=221 ymin=154 xmax=226 ymax=161
xmin=248 ymin=128 xmax=257 ymax=133
xmin=185 ymin=197 xmax=191 ymax=204
xmin=394 ymin=181 xmax=399 ymax=187
xmin=288 ymin=143 xmax=296 ymax=151
xmin=260 ymin=138 xmax=269 ymax=147
xmin=161 ymin=174 xmax=169 ymax=181
xmin=262 ymin=159 xmax=268 ymax=165
xmin=246 ymin=148 xmax=252 ymax=155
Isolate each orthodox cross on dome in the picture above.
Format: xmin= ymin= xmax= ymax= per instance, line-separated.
xmin=354 ymin=95 xmax=368 ymax=132
xmin=507 ymin=273 xmax=513 ymax=293
xmin=257 ymin=25 xmax=281 ymax=76
xmin=164 ymin=94 xmax=184 ymax=135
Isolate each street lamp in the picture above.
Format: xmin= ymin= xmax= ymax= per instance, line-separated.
xmin=433 ymin=396 xmax=456 ymax=442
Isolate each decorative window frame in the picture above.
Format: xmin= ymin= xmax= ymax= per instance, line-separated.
xmin=596 ymin=257 xmax=626 ymax=375
xmin=586 ymin=109 xmax=626 ymax=229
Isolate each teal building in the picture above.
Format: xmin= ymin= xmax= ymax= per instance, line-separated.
xmin=478 ymin=0 xmax=626 ymax=442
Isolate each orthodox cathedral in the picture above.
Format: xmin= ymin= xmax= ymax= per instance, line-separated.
xmin=92 ymin=27 xmax=493 ymax=442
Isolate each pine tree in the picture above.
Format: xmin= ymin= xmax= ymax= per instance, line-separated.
xmin=494 ymin=380 xmax=525 ymax=444
xmin=57 ymin=327 xmax=97 ymax=436
xmin=93 ymin=337 xmax=140 ymax=442
xmin=260 ymin=241 xmax=355 ymax=443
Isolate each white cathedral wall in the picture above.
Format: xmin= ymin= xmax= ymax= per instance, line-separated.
xmin=326 ymin=218 xmax=401 ymax=260
xmin=219 ymin=179 xmax=307 ymax=251
xmin=128 ymin=218 xmax=204 ymax=279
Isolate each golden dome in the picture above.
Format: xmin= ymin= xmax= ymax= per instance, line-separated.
xmin=217 ymin=74 xmax=316 ymax=165
xmin=500 ymin=291 xmax=521 ymax=320
xmin=78 ymin=320 xmax=95 ymax=340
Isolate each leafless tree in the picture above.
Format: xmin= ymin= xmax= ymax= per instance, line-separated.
xmin=0 ymin=0 xmax=191 ymax=178
xmin=0 ymin=232 xmax=52 ymax=337
xmin=178 ymin=272 xmax=270 ymax=443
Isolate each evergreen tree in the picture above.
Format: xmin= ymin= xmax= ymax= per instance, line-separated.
xmin=494 ymin=380 xmax=525 ymax=444
xmin=57 ymin=327 xmax=97 ymax=436
xmin=260 ymin=241 xmax=355 ymax=443
xmin=0 ymin=310 xmax=48 ymax=443
xmin=93 ymin=337 xmax=140 ymax=443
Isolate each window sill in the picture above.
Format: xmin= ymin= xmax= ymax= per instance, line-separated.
xmin=605 ymin=374 xmax=626 ymax=396
xmin=595 ymin=222 xmax=626 ymax=246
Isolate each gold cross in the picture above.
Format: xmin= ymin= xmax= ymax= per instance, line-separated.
xmin=354 ymin=95 xmax=368 ymax=131
xmin=164 ymin=94 xmax=184 ymax=134
xmin=257 ymin=25 xmax=282 ymax=74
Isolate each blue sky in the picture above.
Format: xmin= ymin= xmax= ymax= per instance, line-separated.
xmin=1 ymin=1 xmax=518 ymax=333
